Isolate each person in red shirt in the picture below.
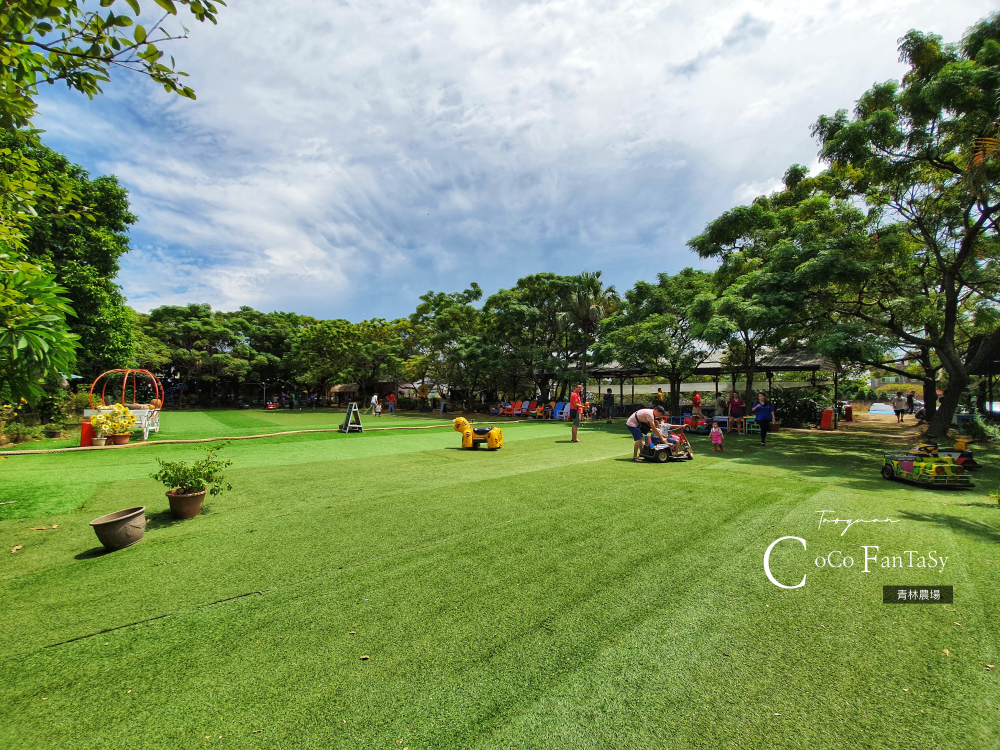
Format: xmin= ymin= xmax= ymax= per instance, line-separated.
xmin=570 ymin=383 xmax=584 ymax=442
xmin=387 ymin=392 xmax=396 ymax=414
xmin=692 ymin=391 xmax=702 ymax=416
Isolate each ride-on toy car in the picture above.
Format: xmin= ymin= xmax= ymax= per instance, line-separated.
xmin=682 ymin=415 xmax=710 ymax=433
xmin=639 ymin=425 xmax=693 ymax=462
xmin=453 ymin=417 xmax=503 ymax=450
xmin=881 ymin=453 xmax=973 ymax=487
xmin=907 ymin=438 xmax=980 ymax=470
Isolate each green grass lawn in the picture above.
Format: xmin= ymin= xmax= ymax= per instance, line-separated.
xmin=2 ymin=412 xmax=999 ymax=748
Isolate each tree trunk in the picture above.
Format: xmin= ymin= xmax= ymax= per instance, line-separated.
xmin=921 ymin=378 xmax=937 ymax=422
xmin=744 ymin=366 xmax=756 ymax=405
xmin=925 ymin=373 xmax=967 ymax=439
xmin=669 ymin=377 xmax=682 ymax=414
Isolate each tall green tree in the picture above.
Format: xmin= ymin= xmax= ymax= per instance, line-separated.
xmin=219 ymin=307 xmax=315 ymax=388
xmin=806 ymin=18 xmax=1000 ymax=436
xmin=409 ymin=284 xmax=494 ymax=407
xmin=142 ymin=303 xmax=250 ymax=402
xmin=558 ymin=271 xmax=617 ymax=397
xmin=596 ymin=269 xmax=712 ymax=413
xmin=1 ymin=130 xmax=137 ymax=377
xmin=0 ymin=252 xmax=77 ymax=402
xmin=484 ymin=273 xmax=574 ymax=401
xmin=290 ymin=318 xmax=405 ymax=402
xmin=0 ymin=0 xmax=225 ymax=400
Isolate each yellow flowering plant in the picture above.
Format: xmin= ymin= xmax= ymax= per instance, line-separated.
xmin=94 ymin=404 xmax=136 ymax=436
xmin=89 ymin=412 xmax=109 ymax=437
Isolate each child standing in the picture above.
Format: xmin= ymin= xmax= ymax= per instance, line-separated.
xmin=375 ymin=400 xmax=382 ymax=417
xmin=710 ymin=423 xmax=724 ymax=452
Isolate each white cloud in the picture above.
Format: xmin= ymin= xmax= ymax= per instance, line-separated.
xmin=35 ymin=0 xmax=997 ymax=319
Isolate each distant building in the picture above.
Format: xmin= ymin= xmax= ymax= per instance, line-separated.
xmin=870 ymin=375 xmax=923 ymax=389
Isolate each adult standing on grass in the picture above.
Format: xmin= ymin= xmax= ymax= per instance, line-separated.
xmin=729 ymin=392 xmax=745 ymax=420
xmin=604 ymin=388 xmax=615 ymax=424
xmin=892 ymin=391 xmax=907 ymax=423
xmin=627 ymin=405 xmax=667 ymax=461
xmin=570 ymin=384 xmax=584 ymax=442
xmin=388 ymin=392 xmax=396 ymax=414
xmin=906 ymin=390 xmax=915 ymax=415
xmin=751 ymin=393 xmax=775 ymax=447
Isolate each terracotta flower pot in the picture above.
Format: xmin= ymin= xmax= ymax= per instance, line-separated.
xmin=167 ymin=489 xmax=207 ymax=519
xmin=90 ymin=506 xmax=146 ymax=551
xmin=91 ymin=437 xmax=107 ymax=447
xmin=110 ymin=434 xmax=130 ymax=446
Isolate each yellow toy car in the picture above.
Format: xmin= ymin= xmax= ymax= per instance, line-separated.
xmin=881 ymin=453 xmax=972 ymax=487
xmin=453 ymin=417 xmax=503 ymax=450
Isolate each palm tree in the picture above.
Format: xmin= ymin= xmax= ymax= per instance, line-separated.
xmin=559 ymin=271 xmax=618 ymax=399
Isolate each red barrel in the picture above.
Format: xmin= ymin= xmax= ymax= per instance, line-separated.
xmin=80 ymin=421 xmax=94 ymax=447
xmin=844 ymin=405 xmax=854 ymax=422
xmin=820 ymin=408 xmax=834 ymax=430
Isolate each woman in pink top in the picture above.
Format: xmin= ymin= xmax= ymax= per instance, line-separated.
xmin=626 ymin=405 xmax=666 ymax=461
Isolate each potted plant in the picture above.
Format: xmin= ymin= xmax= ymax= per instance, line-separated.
xmin=102 ymin=404 xmax=136 ymax=445
xmin=89 ymin=412 xmax=109 ymax=446
xmin=152 ymin=444 xmax=233 ymax=519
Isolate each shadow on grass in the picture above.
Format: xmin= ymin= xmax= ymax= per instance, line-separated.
xmin=74 ymin=546 xmax=108 ymax=560
xmin=145 ymin=505 xmax=212 ymax=531
xmin=696 ymin=430 xmax=900 ymax=492
xmin=896 ymin=510 xmax=1000 ymax=544
xmin=955 ymin=501 xmax=1000 ymax=509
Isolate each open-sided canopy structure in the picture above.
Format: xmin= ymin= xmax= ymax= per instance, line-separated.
xmin=89 ymin=369 xmax=164 ymax=410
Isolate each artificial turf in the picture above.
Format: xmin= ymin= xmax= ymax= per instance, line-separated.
xmin=1 ymin=411 xmax=999 ymax=748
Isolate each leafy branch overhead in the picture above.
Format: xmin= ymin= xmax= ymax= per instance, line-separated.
xmin=0 ymin=0 xmax=225 ymax=129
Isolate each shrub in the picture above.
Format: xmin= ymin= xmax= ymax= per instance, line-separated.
xmin=769 ymin=389 xmax=828 ymax=429
xmin=3 ymin=422 xmax=42 ymax=443
xmin=152 ymin=444 xmax=233 ymax=496
xmin=963 ymin=411 xmax=1000 ymax=442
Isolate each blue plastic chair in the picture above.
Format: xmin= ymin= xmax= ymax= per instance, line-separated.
xmin=553 ymin=402 xmax=567 ymax=420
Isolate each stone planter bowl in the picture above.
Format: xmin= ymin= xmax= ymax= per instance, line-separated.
xmin=167 ymin=489 xmax=207 ymax=519
xmin=90 ymin=506 xmax=146 ymax=551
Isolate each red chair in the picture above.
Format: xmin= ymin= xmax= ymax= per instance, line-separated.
xmin=522 ymin=401 xmax=536 ymax=416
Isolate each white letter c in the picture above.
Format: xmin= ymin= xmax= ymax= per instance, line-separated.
xmin=764 ymin=536 xmax=807 ymax=589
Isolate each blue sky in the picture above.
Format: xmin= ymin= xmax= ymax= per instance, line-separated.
xmin=34 ymin=0 xmax=995 ymax=321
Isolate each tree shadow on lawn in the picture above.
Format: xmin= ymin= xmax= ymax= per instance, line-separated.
xmin=703 ymin=433 xmax=892 ymax=491
xmin=896 ymin=509 xmax=1000 ymax=544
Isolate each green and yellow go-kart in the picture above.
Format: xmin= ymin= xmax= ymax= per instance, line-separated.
xmin=881 ymin=453 xmax=973 ymax=488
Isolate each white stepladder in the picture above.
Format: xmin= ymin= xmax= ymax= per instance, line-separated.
xmin=340 ymin=402 xmax=364 ymax=433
